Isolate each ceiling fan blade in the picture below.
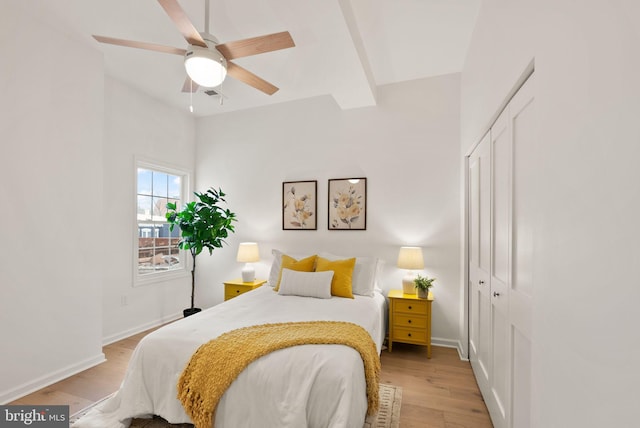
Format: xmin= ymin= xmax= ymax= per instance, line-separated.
xmin=217 ymin=31 xmax=295 ymax=60
xmin=181 ymin=77 xmax=199 ymax=93
xmin=93 ymin=35 xmax=186 ymax=56
xmin=157 ymin=0 xmax=207 ymax=48
xmin=227 ymin=61 xmax=279 ymax=95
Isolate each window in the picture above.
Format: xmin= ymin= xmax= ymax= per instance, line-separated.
xmin=135 ymin=161 xmax=189 ymax=283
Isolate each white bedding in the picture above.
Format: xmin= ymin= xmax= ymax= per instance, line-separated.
xmin=73 ymin=286 xmax=387 ymax=428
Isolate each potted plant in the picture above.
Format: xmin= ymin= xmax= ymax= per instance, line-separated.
xmin=166 ymin=187 xmax=237 ymax=317
xmin=414 ymin=274 xmax=435 ymax=299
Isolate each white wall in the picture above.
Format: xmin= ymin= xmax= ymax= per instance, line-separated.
xmin=0 ymin=3 xmax=104 ymax=402
xmin=461 ymin=1 xmax=640 ymax=426
xmin=194 ymin=74 xmax=462 ymax=346
xmin=101 ymin=78 xmax=196 ymax=343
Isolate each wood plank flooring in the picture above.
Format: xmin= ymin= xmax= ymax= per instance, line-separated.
xmin=10 ymin=328 xmax=493 ymax=427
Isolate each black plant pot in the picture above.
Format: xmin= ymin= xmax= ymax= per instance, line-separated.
xmin=183 ymin=307 xmax=202 ymax=318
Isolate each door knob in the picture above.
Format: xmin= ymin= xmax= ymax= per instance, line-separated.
xmin=479 ymin=280 xmax=485 ymax=285
xmin=493 ymin=292 xmax=500 ymax=297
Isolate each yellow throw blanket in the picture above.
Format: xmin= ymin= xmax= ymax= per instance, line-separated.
xmin=177 ymin=321 xmax=381 ymax=428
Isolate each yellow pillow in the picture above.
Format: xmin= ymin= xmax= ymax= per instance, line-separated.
xmin=315 ymin=257 xmax=356 ymax=298
xmin=274 ymin=254 xmax=317 ymax=291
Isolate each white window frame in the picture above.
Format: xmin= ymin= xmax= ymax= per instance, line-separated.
xmin=134 ymin=158 xmax=192 ymax=286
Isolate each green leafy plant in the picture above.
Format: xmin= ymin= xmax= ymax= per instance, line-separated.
xmin=166 ymin=187 xmax=237 ymax=311
xmin=414 ymin=274 xmax=436 ymax=291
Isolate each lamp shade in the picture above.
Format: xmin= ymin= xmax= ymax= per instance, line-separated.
xmin=237 ymin=242 xmax=260 ymax=263
xmin=184 ymin=46 xmax=227 ymax=88
xmin=397 ymin=246 xmax=424 ymax=270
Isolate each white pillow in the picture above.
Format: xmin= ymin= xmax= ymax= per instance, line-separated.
xmin=267 ymin=249 xmax=313 ymax=287
xmin=277 ymin=269 xmax=334 ymax=299
xmin=267 ymin=248 xmax=313 ymax=287
xmin=318 ymin=252 xmax=380 ymax=297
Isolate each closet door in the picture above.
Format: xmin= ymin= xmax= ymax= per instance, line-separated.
xmin=467 ymin=74 xmax=535 ymax=428
xmin=489 ymin=103 xmax=511 ymax=428
xmin=468 ymin=132 xmax=492 ymax=394
xmin=509 ymin=74 xmax=535 ymax=428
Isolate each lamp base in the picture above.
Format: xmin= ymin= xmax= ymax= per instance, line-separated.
xmin=402 ymin=273 xmax=417 ymax=295
xmin=241 ymin=264 xmax=255 ymax=283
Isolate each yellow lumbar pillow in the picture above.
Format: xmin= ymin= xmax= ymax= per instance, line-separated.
xmin=315 ymin=257 xmax=356 ymax=298
xmin=274 ymin=254 xmax=317 ymax=291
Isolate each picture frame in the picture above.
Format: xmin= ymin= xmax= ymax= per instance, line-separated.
xmin=282 ymin=180 xmax=317 ymax=230
xmin=328 ymin=178 xmax=367 ymax=230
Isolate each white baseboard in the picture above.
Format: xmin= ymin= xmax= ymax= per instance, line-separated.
xmin=456 ymin=340 xmax=470 ymax=361
xmin=432 ymin=338 xmax=470 ymax=361
xmin=102 ymin=311 xmax=182 ymax=346
xmin=0 ymin=353 xmax=105 ymax=405
xmin=431 ymin=337 xmax=460 ymax=350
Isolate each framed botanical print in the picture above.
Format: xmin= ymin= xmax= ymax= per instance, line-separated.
xmin=282 ymin=180 xmax=317 ymax=230
xmin=328 ymin=178 xmax=367 ymax=230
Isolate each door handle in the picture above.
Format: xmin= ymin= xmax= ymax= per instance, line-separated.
xmin=479 ymin=280 xmax=485 ymax=285
xmin=493 ymin=292 xmax=500 ymax=297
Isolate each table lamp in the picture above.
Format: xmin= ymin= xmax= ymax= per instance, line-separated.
xmin=237 ymin=242 xmax=260 ymax=283
xmin=397 ymin=246 xmax=424 ymax=294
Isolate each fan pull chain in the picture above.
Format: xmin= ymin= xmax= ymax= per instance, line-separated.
xmin=219 ymin=59 xmax=224 ymax=106
xmin=189 ymin=79 xmax=194 ymax=113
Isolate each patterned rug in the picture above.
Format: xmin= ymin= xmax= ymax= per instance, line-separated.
xmin=71 ymin=383 xmax=402 ymax=428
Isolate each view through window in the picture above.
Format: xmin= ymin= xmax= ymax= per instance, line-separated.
xmin=136 ymin=165 xmax=185 ymax=278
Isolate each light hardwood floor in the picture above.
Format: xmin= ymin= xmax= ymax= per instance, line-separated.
xmin=10 ymin=327 xmax=493 ymax=427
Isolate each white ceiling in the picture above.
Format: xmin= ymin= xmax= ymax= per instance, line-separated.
xmin=31 ymin=0 xmax=480 ymax=117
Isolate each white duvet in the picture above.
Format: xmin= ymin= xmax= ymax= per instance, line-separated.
xmin=73 ymin=286 xmax=386 ymax=428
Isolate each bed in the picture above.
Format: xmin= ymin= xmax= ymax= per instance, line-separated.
xmin=73 ymin=252 xmax=386 ymax=428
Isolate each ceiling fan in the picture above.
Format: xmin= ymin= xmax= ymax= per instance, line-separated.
xmin=93 ymin=0 xmax=295 ymax=95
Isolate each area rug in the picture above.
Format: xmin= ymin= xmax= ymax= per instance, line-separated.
xmin=71 ymin=383 xmax=402 ymax=428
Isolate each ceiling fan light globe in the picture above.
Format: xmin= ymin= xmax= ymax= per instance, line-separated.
xmin=184 ymin=46 xmax=227 ymax=88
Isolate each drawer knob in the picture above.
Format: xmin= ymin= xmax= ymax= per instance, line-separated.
xmin=408 ymin=319 xmax=412 ymax=324
xmin=408 ymin=333 xmax=412 ymax=337
xmin=236 ymin=290 xmax=240 ymax=294
xmin=408 ymin=306 xmax=412 ymax=310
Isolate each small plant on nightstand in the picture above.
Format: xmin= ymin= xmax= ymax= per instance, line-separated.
xmin=414 ymin=274 xmax=435 ymax=299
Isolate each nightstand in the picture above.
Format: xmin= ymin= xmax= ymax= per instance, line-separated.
xmin=224 ymin=278 xmax=267 ymax=301
xmin=388 ymin=289 xmax=434 ymax=358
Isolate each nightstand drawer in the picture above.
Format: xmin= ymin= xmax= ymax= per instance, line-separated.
xmin=394 ymin=314 xmax=426 ymax=328
xmin=392 ymin=327 xmax=428 ymax=344
xmin=225 ymin=285 xmax=253 ymax=300
xmin=223 ymin=279 xmax=267 ymax=301
xmin=394 ymin=299 xmax=428 ymax=315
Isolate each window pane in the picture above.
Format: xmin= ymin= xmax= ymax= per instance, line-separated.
xmin=138 ymin=249 xmax=154 ymax=274
xmin=137 ymin=196 xmax=152 ymax=221
xmin=157 ymin=224 xmax=172 ymax=238
xmin=138 ymin=169 xmax=152 ymax=195
xmin=139 ymin=235 xmax=154 ymax=249
xmin=153 ymin=172 xmax=168 ymax=197
xmin=152 ymin=197 xmax=168 ymax=221
xmin=170 ymin=238 xmax=181 ymax=251
xmin=168 ymin=175 xmax=181 ymax=199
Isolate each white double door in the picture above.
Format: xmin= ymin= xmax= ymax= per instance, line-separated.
xmin=468 ymin=74 xmax=535 ymax=428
